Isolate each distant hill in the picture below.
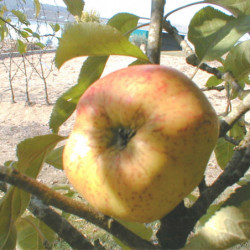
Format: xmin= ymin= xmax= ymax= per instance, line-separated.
xmin=4 ymin=0 xmax=74 ymax=23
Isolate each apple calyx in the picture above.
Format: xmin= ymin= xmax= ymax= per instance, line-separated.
xmin=111 ymin=127 xmax=136 ymax=150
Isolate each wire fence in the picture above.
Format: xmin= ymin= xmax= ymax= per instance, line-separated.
xmin=0 ymin=0 xmax=73 ymax=104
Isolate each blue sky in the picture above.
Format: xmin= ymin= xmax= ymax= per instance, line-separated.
xmin=39 ymin=0 xmax=225 ymax=26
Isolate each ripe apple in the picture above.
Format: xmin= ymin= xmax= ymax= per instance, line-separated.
xmin=63 ymin=64 xmax=219 ymax=223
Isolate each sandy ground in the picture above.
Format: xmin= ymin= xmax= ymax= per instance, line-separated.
xmin=0 ymin=52 xmax=240 ymax=185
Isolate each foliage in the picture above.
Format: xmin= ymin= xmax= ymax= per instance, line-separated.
xmin=0 ymin=0 xmax=249 ymax=249
xmin=0 ymin=0 xmax=61 ymax=54
xmin=79 ymin=10 xmax=100 ymax=23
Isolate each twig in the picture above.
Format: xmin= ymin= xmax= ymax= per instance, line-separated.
xmin=8 ymin=54 xmax=16 ymax=103
xmin=164 ymin=1 xmax=204 ymax=20
xmin=0 ymin=17 xmax=22 ymax=35
xmin=220 ymin=93 xmax=250 ymax=137
xmin=0 ymin=166 xmax=156 ymax=249
xmin=29 ymin=196 xmax=95 ymax=250
xmin=39 ymin=54 xmax=51 ymax=105
xmin=0 ymin=182 xmax=96 ymax=249
xmin=189 ymin=136 xmax=250 ymax=219
xmin=147 ymin=0 xmax=166 ymax=63
xmin=224 ymin=134 xmax=240 ymax=146
xmin=21 ymin=55 xmax=32 ymax=104
xmin=200 ymin=85 xmax=225 ymax=92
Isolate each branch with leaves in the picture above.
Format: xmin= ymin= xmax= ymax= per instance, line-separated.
xmin=162 ymin=20 xmax=245 ymax=97
xmin=29 ymin=196 xmax=96 ymax=249
xmin=1 ymin=0 xmax=249 ymax=249
xmin=0 ymin=165 xmax=156 ymax=249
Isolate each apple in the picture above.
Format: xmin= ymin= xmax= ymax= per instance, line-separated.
xmin=63 ymin=64 xmax=219 ymax=223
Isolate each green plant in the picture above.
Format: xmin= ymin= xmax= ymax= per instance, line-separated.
xmin=0 ymin=0 xmax=249 ymax=249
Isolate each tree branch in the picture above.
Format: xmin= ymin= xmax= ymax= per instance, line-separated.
xmin=28 ymin=196 xmax=96 ymax=250
xmin=0 ymin=166 xmax=156 ymax=249
xmin=0 ymin=182 xmax=99 ymax=249
xmin=200 ymin=85 xmax=225 ymax=92
xmin=147 ymin=0 xmax=166 ymax=63
xmin=220 ymin=93 xmax=250 ymax=137
xmin=164 ymin=1 xmax=204 ymax=20
xmin=163 ymin=20 xmax=243 ymax=95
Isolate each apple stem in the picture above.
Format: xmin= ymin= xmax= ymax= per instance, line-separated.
xmin=146 ymin=0 xmax=166 ymax=64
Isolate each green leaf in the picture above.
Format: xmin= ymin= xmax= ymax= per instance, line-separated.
xmin=49 ymin=23 xmax=61 ymax=32
xmin=34 ymin=0 xmax=41 ymax=17
xmin=129 ymin=59 xmax=151 ymax=66
xmin=16 ymin=134 xmax=65 ymax=175
xmin=108 ymin=12 xmax=139 ymax=37
xmin=45 ymin=146 xmax=64 ymax=170
xmin=52 ymin=184 xmax=77 ymax=199
xmin=16 ymin=216 xmax=56 ymax=249
xmin=184 ymin=193 xmax=199 ymax=207
xmin=11 ymin=10 xmax=30 ymax=25
xmin=229 ymin=119 xmax=246 ymax=140
xmin=206 ymin=75 xmax=224 ymax=87
xmin=223 ymin=182 xmax=250 ymax=207
xmin=62 ymin=0 xmax=84 ymax=19
xmin=1 ymin=226 xmax=17 ymax=250
xmin=113 ymin=219 xmax=153 ymax=249
xmin=20 ymin=31 xmax=29 ymax=38
xmin=0 ymin=5 xmax=7 ymax=16
xmin=185 ymin=189 xmax=250 ymax=249
xmin=23 ymin=28 xmax=33 ymax=33
xmin=215 ymin=119 xmax=245 ymax=170
xmin=35 ymin=42 xmax=45 ymax=49
xmin=32 ymin=32 xmax=40 ymax=39
xmin=0 ymin=134 xmax=65 ymax=247
xmin=224 ymin=40 xmax=250 ymax=81
xmin=206 ymin=0 xmax=250 ymax=16
xmin=238 ymin=174 xmax=250 ymax=186
xmin=0 ymin=25 xmax=8 ymax=41
xmin=0 ymin=187 xmax=27 ymax=248
xmin=188 ymin=6 xmax=250 ymax=62
xmin=17 ymin=39 xmax=27 ymax=54
xmin=198 ymin=202 xmax=225 ymax=229
xmin=214 ymin=137 xmax=234 ymax=169
xmin=50 ymin=12 xmax=144 ymax=133
xmin=49 ymin=56 xmax=108 ymax=133
xmin=55 ymin=22 xmax=149 ymax=69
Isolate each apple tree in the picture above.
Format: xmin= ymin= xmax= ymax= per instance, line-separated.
xmin=0 ymin=0 xmax=249 ymax=249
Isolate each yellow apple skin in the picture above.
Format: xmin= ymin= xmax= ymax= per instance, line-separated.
xmin=63 ymin=64 xmax=219 ymax=223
